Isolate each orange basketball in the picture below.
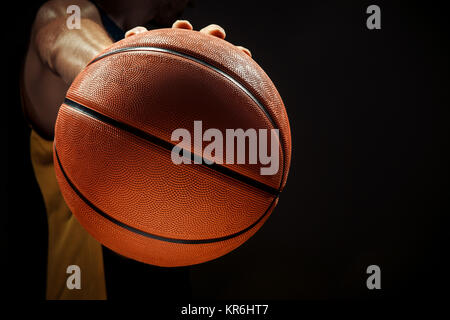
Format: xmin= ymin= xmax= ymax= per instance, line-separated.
xmin=54 ymin=28 xmax=291 ymax=267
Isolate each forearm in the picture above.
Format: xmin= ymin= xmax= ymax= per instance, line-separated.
xmin=35 ymin=17 xmax=113 ymax=84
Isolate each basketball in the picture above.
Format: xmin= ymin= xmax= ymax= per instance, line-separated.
xmin=53 ymin=28 xmax=291 ymax=267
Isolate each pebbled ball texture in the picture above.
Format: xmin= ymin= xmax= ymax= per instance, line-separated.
xmin=54 ymin=28 xmax=292 ymax=267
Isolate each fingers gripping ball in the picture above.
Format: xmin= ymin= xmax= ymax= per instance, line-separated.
xmin=54 ymin=28 xmax=292 ymax=267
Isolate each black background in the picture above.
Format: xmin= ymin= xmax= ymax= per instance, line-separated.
xmin=5 ymin=0 xmax=449 ymax=301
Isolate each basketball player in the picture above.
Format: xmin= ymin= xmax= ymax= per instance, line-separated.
xmin=21 ymin=0 xmax=252 ymax=300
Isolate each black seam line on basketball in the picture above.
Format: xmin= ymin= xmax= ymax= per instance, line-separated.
xmin=88 ymin=46 xmax=288 ymax=193
xmin=88 ymin=47 xmax=287 ymax=192
xmin=88 ymin=46 xmax=287 ymax=192
xmin=54 ymin=146 xmax=278 ymax=244
xmin=63 ymin=98 xmax=279 ymax=196
xmin=89 ymin=46 xmax=276 ymax=126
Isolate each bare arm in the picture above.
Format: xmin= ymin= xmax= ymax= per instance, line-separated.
xmin=32 ymin=0 xmax=113 ymax=84
xmin=22 ymin=0 xmax=114 ymax=138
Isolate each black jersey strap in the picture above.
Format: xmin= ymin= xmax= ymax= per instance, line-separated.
xmin=90 ymin=1 xmax=125 ymax=42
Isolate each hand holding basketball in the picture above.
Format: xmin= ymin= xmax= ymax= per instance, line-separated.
xmin=54 ymin=26 xmax=291 ymax=267
xmin=125 ymin=20 xmax=252 ymax=57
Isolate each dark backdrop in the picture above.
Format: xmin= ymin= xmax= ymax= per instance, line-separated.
xmin=5 ymin=0 xmax=449 ymax=300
